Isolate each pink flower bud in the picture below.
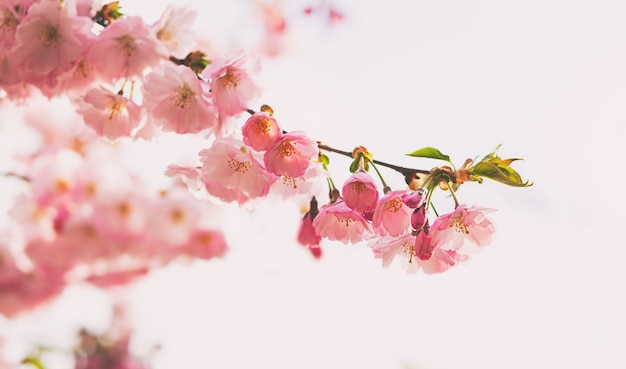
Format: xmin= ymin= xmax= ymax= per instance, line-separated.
xmin=411 ymin=205 xmax=427 ymax=231
xmin=242 ymin=112 xmax=281 ymax=151
xmin=341 ymin=170 xmax=379 ymax=212
xmin=401 ymin=189 xmax=425 ymax=208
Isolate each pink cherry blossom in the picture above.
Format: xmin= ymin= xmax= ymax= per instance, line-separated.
xmin=201 ymin=52 xmax=260 ymax=117
xmin=88 ymin=16 xmax=166 ymax=80
xmin=76 ymin=86 xmax=143 ymax=140
xmin=429 ymin=204 xmax=496 ymax=255
xmin=372 ymin=190 xmax=412 ymax=237
xmin=264 ymin=131 xmax=318 ymax=178
xmin=420 ymin=248 xmax=469 ymax=275
xmin=142 ymin=64 xmax=217 ymax=134
xmin=147 ymin=188 xmax=202 ymax=246
xmin=151 ymin=4 xmax=197 ymax=57
xmin=298 ymin=212 xmax=321 ymax=247
xmin=0 ymin=0 xmax=27 ymax=49
xmin=178 ymin=229 xmax=228 ymax=261
xmin=199 ymin=137 xmax=276 ymax=204
xmin=241 ymin=111 xmax=281 ymax=151
xmin=270 ymin=164 xmax=325 ymax=199
xmin=312 ymin=201 xmax=372 ymax=244
xmin=91 ymin=190 xmax=148 ymax=242
xmin=29 ymin=148 xmax=84 ymax=207
xmin=342 ymin=170 xmax=379 ymax=212
xmin=12 ymin=0 xmax=92 ymax=85
xmin=369 ymin=234 xmax=421 ymax=273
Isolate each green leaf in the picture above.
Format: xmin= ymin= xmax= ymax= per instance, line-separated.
xmin=469 ymin=162 xmax=532 ymax=187
xmin=406 ymin=147 xmax=451 ymax=162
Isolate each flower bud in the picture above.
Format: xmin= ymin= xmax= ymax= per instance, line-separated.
xmin=411 ymin=204 xmax=427 ymax=231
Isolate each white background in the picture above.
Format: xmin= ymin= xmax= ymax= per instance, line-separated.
xmin=2 ymin=0 xmax=626 ymax=368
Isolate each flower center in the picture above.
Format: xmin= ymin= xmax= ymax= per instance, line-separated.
xmin=220 ymin=67 xmax=241 ymax=88
xmin=172 ymin=84 xmax=195 ymax=109
xmin=449 ymin=211 xmax=470 ymax=234
xmin=282 ymin=176 xmax=300 ymax=189
xmin=107 ymin=99 xmax=125 ymax=120
xmin=116 ymin=201 xmax=131 ymax=219
xmin=156 ymin=27 xmax=173 ymax=42
xmin=278 ymin=140 xmax=297 ymax=157
xmin=351 ymin=182 xmax=366 ymax=193
xmin=337 ymin=217 xmax=353 ymax=227
xmin=0 ymin=8 xmax=18 ymax=32
xmin=40 ymin=24 xmax=60 ymax=47
xmin=401 ymin=240 xmax=415 ymax=263
xmin=228 ymin=159 xmax=251 ymax=173
xmin=116 ymin=34 xmax=136 ymax=57
xmin=384 ymin=197 xmax=403 ymax=213
xmin=170 ymin=208 xmax=185 ymax=224
xmin=256 ymin=117 xmax=272 ymax=134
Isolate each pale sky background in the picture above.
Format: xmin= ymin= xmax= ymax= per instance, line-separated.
xmin=2 ymin=0 xmax=626 ymax=368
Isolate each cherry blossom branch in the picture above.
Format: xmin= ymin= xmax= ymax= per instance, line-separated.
xmin=317 ymin=143 xmax=431 ymax=178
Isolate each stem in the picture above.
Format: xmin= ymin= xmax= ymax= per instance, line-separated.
xmin=318 ymin=143 xmax=430 ymax=177
xmin=430 ymin=202 xmax=439 ymax=217
xmin=364 ymin=156 xmax=389 ymax=191
xmin=447 ymin=180 xmax=460 ymax=208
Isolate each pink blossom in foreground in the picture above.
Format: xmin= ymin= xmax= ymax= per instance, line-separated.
xmin=241 ymin=112 xmax=281 ymax=151
xmin=199 ymin=137 xmax=275 ymax=204
xmin=372 ymin=190 xmax=412 ymax=237
xmin=88 ymin=16 xmax=166 ymax=80
xmin=264 ymin=131 xmax=318 ymax=178
xmin=202 ymin=52 xmax=260 ymax=117
xmin=76 ymin=86 xmax=143 ymax=140
xmin=429 ymin=204 xmax=495 ymax=255
xmin=142 ymin=64 xmax=217 ymax=134
xmin=298 ymin=211 xmax=322 ymax=258
xmin=151 ymin=4 xmax=197 ymax=57
xmin=420 ymin=248 xmax=469 ymax=275
xmin=370 ymin=234 xmax=421 ymax=273
xmin=312 ymin=201 xmax=372 ymax=244
xmin=12 ymin=0 xmax=92 ymax=85
xmin=270 ymin=164 xmax=324 ymax=199
xmin=342 ymin=170 xmax=379 ymax=213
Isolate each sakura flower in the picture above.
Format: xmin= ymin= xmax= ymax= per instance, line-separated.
xmin=147 ymin=188 xmax=202 ymax=246
xmin=241 ymin=111 xmax=281 ymax=151
xmin=199 ymin=137 xmax=275 ymax=204
xmin=29 ymin=148 xmax=84 ymax=207
xmin=370 ymin=234 xmax=421 ymax=273
xmin=0 ymin=0 xmax=26 ymax=49
xmin=77 ymin=86 xmax=143 ymax=140
xmin=429 ymin=204 xmax=496 ymax=256
xmin=151 ymin=4 xmax=197 ymax=57
xmin=264 ymin=131 xmax=318 ymax=178
xmin=201 ymin=52 xmax=260 ymax=117
xmin=271 ymin=163 xmax=325 ymax=199
xmin=142 ymin=64 xmax=217 ymax=134
xmin=342 ymin=170 xmax=379 ymax=213
xmin=372 ymin=190 xmax=412 ymax=237
xmin=12 ymin=0 xmax=92 ymax=84
xmin=420 ymin=248 xmax=469 ymax=275
xmin=88 ymin=16 xmax=166 ymax=80
xmin=91 ymin=190 xmax=148 ymax=242
xmin=312 ymin=201 xmax=372 ymax=244
xmin=179 ymin=229 xmax=228 ymax=261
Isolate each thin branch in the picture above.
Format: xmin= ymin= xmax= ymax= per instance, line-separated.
xmin=317 ymin=143 xmax=431 ymax=176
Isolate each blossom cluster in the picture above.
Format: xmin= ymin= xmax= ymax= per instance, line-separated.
xmin=0 ymin=115 xmax=227 ymax=318
xmin=299 ymin=168 xmax=496 ymax=273
xmin=0 ymin=0 xmax=531 ymax=324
